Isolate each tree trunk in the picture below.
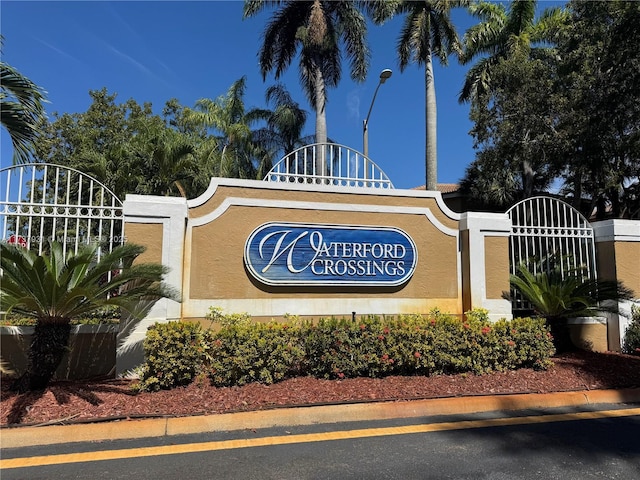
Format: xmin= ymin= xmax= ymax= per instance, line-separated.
xmin=313 ymin=64 xmax=328 ymax=177
xmin=425 ymin=58 xmax=437 ymax=191
xmin=12 ymin=322 xmax=72 ymax=392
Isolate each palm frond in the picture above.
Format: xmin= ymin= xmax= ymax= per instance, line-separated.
xmin=0 ymin=61 xmax=47 ymax=164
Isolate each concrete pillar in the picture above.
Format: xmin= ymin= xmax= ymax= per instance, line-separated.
xmin=460 ymin=212 xmax=513 ymax=322
xmin=118 ymin=195 xmax=188 ymax=373
xmin=592 ymin=219 xmax=640 ymax=351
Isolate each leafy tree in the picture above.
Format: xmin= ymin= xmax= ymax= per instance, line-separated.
xmin=33 ymin=89 xmax=209 ymax=199
xmin=34 ymin=89 xmax=148 ymax=198
xmin=457 ymin=0 xmax=568 ymax=209
xmin=555 ymin=0 xmax=640 ymax=219
xmin=0 ymin=38 xmax=47 ymax=164
xmin=243 ymin=0 xmax=370 ymax=150
xmin=138 ymin=129 xmax=198 ymax=197
xmin=253 ymin=83 xmax=310 ymax=178
xmin=1 ymin=241 xmax=177 ymax=392
xmin=459 ymin=1 xmax=639 ymax=218
xmin=459 ymin=0 xmax=567 ymax=106
xmin=459 ymin=55 xmax=564 ymax=210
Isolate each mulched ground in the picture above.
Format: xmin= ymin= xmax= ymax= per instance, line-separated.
xmin=2 ymin=350 xmax=639 ymax=427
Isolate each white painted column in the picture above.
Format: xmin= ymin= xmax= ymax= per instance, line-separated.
xmin=460 ymin=212 xmax=513 ymax=322
xmin=118 ymin=195 xmax=188 ymax=374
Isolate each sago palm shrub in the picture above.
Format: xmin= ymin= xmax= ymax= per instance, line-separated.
xmin=0 ymin=241 xmax=177 ymax=392
xmin=510 ymin=263 xmax=634 ymax=351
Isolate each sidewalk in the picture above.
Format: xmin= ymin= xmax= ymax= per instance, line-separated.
xmin=2 ymin=388 xmax=640 ymax=449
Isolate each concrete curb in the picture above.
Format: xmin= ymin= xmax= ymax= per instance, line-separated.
xmin=2 ymin=388 xmax=640 ymax=449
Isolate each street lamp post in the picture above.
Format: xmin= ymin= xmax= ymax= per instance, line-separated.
xmin=363 ymin=69 xmax=392 ymax=159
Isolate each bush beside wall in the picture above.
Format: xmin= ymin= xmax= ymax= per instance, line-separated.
xmin=136 ymin=309 xmax=555 ymax=392
xmin=136 ymin=321 xmax=209 ymax=391
xmin=623 ymin=305 xmax=640 ymax=356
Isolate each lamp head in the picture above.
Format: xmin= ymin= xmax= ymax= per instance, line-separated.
xmin=379 ymin=69 xmax=392 ymax=84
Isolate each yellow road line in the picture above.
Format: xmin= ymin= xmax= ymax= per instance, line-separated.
xmin=2 ymin=407 xmax=639 ymax=470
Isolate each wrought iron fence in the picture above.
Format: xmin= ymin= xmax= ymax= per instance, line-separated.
xmin=0 ymin=163 xmax=124 ymax=260
xmin=507 ymin=196 xmax=597 ymax=311
xmin=264 ymin=143 xmax=394 ymax=189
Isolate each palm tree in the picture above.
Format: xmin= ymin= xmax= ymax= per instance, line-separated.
xmin=0 ymin=41 xmax=47 ymax=164
xmin=264 ymin=84 xmax=309 ymax=156
xmin=391 ymin=0 xmax=468 ymax=191
xmin=185 ymin=77 xmax=267 ymax=179
xmin=252 ymin=84 xmax=311 ymax=178
xmin=458 ymin=0 xmax=567 ymax=106
xmin=1 ymin=241 xmax=177 ymax=392
xmin=137 ymin=129 xmax=197 ymax=197
xmin=510 ymin=263 xmax=634 ymax=351
xmin=243 ymin=0 xmax=370 ymax=149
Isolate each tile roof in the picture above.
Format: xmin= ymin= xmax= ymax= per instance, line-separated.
xmin=411 ymin=183 xmax=460 ymax=194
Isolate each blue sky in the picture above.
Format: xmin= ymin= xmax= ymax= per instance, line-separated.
xmin=1 ymin=1 xmax=563 ymax=191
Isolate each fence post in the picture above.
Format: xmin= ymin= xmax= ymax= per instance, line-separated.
xmin=460 ymin=212 xmax=513 ymax=322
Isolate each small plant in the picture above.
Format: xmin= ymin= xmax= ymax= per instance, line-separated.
xmin=623 ymin=305 xmax=640 ymax=356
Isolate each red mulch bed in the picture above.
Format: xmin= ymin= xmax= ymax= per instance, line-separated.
xmin=2 ymin=350 xmax=640 ymax=427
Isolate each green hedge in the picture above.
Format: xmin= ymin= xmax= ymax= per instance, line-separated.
xmin=135 ymin=321 xmax=210 ymax=391
xmin=136 ymin=308 xmax=555 ymax=391
xmin=208 ymin=314 xmax=306 ymax=387
xmin=300 ymin=310 xmax=554 ymax=379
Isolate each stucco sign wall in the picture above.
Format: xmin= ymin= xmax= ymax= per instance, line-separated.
xmin=244 ymin=222 xmax=417 ymax=286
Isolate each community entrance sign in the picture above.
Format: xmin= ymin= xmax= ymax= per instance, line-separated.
xmin=244 ymin=222 xmax=417 ymax=286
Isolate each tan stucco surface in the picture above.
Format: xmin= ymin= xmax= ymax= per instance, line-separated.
xmin=597 ymin=241 xmax=639 ymax=297
xmin=484 ymin=236 xmax=510 ymax=300
xmin=614 ymin=242 xmax=640 ymax=296
xmin=188 ymin=205 xmax=459 ymax=304
xmin=125 ymin=222 xmax=163 ymax=265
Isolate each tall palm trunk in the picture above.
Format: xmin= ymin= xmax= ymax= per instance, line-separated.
xmin=13 ymin=321 xmax=72 ymax=392
xmin=313 ymin=63 xmax=328 ymax=176
xmin=425 ymin=57 xmax=438 ymax=191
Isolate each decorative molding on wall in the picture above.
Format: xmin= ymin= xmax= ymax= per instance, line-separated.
xmin=188 ymin=177 xmax=461 ymax=221
xmin=189 ymin=196 xmax=459 ymax=238
xmin=592 ymin=219 xmax=640 ymax=243
xmin=181 ymin=298 xmax=462 ymax=320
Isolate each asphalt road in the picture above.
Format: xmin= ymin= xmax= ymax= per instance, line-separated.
xmin=2 ymin=405 xmax=639 ymax=479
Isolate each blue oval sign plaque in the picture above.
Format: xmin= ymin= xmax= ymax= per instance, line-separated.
xmin=244 ymin=222 xmax=417 ymax=286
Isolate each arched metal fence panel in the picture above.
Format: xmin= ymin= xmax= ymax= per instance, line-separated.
xmin=507 ymin=196 xmax=597 ymax=311
xmin=0 ymin=163 xmax=124 ymax=260
xmin=264 ymin=143 xmax=394 ymax=189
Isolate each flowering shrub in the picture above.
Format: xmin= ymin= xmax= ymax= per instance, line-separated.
xmin=300 ymin=309 xmax=554 ymax=379
xmin=301 ymin=315 xmax=394 ymax=379
xmin=136 ymin=308 xmax=556 ymax=391
xmin=623 ymin=305 xmax=640 ymax=356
